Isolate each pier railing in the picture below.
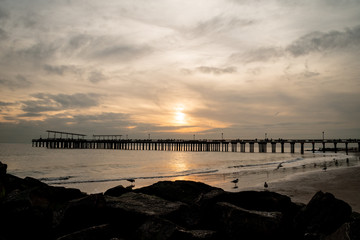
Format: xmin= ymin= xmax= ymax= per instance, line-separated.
xmin=32 ymin=137 xmax=360 ymax=155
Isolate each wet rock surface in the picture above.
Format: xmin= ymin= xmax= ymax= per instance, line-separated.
xmin=0 ymin=161 xmax=358 ymax=240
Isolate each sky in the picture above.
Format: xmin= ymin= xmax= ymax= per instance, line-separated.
xmin=0 ymin=0 xmax=360 ymax=143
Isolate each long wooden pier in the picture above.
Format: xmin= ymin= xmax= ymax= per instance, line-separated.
xmin=32 ymin=131 xmax=360 ymax=154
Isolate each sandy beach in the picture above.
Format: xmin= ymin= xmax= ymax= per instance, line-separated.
xmin=258 ymin=165 xmax=360 ymax=212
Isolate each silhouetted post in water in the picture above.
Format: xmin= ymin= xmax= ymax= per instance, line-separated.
xmin=345 ymin=142 xmax=348 ymax=155
xmin=281 ymin=142 xmax=285 ymax=153
xmin=259 ymin=142 xmax=267 ymax=153
xmin=290 ymin=142 xmax=295 ymax=153
xmin=250 ymin=142 xmax=254 ymax=153
xmin=240 ymin=142 xmax=246 ymax=152
xmin=271 ymin=142 xmax=276 ymax=153
xmin=301 ymin=142 xmax=304 ymax=154
xmin=312 ymin=142 xmax=315 ymax=153
xmin=322 ymin=142 xmax=326 ymax=153
xmin=334 ymin=142 xmax=337 ymax=153
xmin=263 ymin=142 xmax=267 ymax=153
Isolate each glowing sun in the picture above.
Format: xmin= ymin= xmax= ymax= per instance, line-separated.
xmin=174 ymin=105 xmax=187 ymax=125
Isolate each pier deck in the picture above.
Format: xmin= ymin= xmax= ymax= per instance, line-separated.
xmin=32 ymin=136 xmax=360 ymax=155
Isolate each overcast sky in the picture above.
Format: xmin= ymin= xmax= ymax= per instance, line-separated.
xmin=1 ymin=0 xmax=360 ymax=142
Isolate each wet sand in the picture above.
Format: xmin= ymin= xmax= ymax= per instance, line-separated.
xmin=259 ymin=165 xmax=360 ymax=212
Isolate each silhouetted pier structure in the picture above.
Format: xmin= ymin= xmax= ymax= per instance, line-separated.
xmin=32 ymin=132 xmax=360 ymax=154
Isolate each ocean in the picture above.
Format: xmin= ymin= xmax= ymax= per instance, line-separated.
xmin=1 ymin=143 xmax=359 ymax=194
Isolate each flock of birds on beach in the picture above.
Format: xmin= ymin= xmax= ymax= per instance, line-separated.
xmin=230 ymin=157 xmax=351 ymax=190
xmin=125 ymin=157 xmax=352 ymax=191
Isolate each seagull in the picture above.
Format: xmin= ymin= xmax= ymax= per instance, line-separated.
xmin=264 ymin=182 xmax=268 ymax=189
xmin=231 ymin=178 xmax=239 ymax=187
xmin=126 ymin=178 xmax=135 ymax=183
xmin=276 ymin=162 xmax=283 ymax=170
xmin=322 ymin=164 xmax=327 ymax=171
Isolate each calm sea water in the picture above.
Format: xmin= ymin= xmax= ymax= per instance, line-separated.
xmin=0 ymin=143 xmax=358 ymax=193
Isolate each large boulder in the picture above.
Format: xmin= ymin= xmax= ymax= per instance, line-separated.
xmin=0 ymin=175 xmax=87 ymax=240
xmin=215 ymin=202 xmax=285 ymax=240
xmin=135 ymin=180 xmax=223 ymax=204
xmin=105 ymin=192 xmax=188 ymax=227
xmin=0 ymin=161 xmax=7 ymax=176
xmin=208 ymin=190 xmax=295 ymax=213
xmin=55 ymin=193 xmax=107 ymax=236
xmin=104 ymin=184 xmax=132 ymax=197
xmin=56 ymin=224 xmax=118 ymax=240
xmin=136 ymin=217 xmax=217 ymax=240
xmin=296 ymin=191 xmax=352 ymax=237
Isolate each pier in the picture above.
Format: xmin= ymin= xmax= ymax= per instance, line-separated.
xmin=32 ymin=131 xmax=360 ymax=154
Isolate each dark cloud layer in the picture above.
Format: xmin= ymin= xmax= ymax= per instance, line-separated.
xmin=0 ymin=75 xmax=32 ymax=90
xmin=232 ymin=25 xmax=360 ymax=64
xmin=21 ymin=93 xmax=101 ymax=115
xmin=43 ymin=64 xmax=80 ymax=76
xmin=286 ymin=25 xmax=360 ymax=56
xmin=196 ymin=66 xmax=237 ymax=75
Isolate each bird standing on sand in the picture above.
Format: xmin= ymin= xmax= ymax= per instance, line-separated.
xmin=264 ymin=182 xmax=268 ymax=189
xmin=322 ymin=164 xmax=327 ymax=171
xmin=231 ymin=178 xmax=239 ymax=187
xmin=127 ymin=178 xmax=135 ymax=183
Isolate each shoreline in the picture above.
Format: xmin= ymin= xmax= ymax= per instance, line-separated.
xmin=252 ymin=165 xmax=360 ymax=212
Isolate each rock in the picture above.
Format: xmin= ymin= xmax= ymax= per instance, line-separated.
xmin=296 ymin=191 xmax=352 ymax=237
xmin=135 ymin=180 xmax=222 ymax=204
xmin=215 ymin=202 xmax=285 ymax=239
xmin=324 ymin=223 xmax=351 ymax=240
xmin=56 ymin=193 xmax=107 ymax=236
xmin=0 ymin=188 xmax=53 ymax=240
xmin=29 ymin=185 xmax=86 ymax=209
xmin=105 ymin=192 xmax=187 ymax=226
xmin=348 ymin=212 xmax=360 ymax=240
xmin=0 ymin=161 xmax=7 ymax=176
xmin=106 ymin=192 xmax=186 ymax=217
xmin=213 ymin=191 xmax=295 ymax=213
xmin=104 ymin=185 xmax=131 ymax=197
xmin=136 ymin=217 xmax=217 ymax=240
xmin=0 ymin=179 xmax=87 ymax=240
xmin=319 ymin=213 xmax=360 ymax=240
xmin=56 ymin=224 xmax=117 ymax=240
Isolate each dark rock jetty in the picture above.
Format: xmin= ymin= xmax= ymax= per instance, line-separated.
xmin=0 ymin=161 xmax=359 ymax=240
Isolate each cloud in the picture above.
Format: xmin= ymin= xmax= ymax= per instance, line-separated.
xmin=0 ymin=101 xmax=14 ymax=107
xmin=64 ymin=34 xmax=153 ymax=62
xmin=43 ymin=64 xmax=81 ymax=76
xmin=231 ymin=47 xmax=284 ymax=63
xmin=286 ymin=25 xmax=360 ymax=56
xmin=91 ymin=44 xmax=152 ymax=62
xmin=0 ymin=28 xmax=7 ymax=40
xmin=8 ymin=42 xmax=58 ymax=64
xmin=230 ymin=25 xmax=360 ymax=64
xmin=66 ymin=34 xmax=94 ymax=52
xmin=0 ymin=7 xmax=9 ymax=20
xmin=195 ymin=66 xmax=237 ymax=75
xmin=188 ymin=15 xmax=254 ymax=38
xmin=88 ymin=70 xmax=107 ymax=84
xmin=0 ymin=75 xmax=32 ymax=90
xmin=20 ymin=93 xmax=102 ymax=114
